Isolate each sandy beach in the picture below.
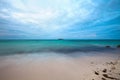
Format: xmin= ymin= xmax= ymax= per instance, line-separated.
xmin=0 ymin=52 xmax=120 ymax=80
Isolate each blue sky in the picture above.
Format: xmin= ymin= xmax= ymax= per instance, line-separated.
xmin=0 ymin=0 xmax=120 ymax=39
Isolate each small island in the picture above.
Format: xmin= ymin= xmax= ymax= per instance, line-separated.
xmin=58 ymin=38 xmax=64 ymax=40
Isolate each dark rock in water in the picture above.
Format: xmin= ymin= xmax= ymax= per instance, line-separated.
xmin=103 ymin=69 xmax=107 ymax=73
xmin=105 ymin=46 xmax=111 ymax=48
xmin=94 ymin=71 xmax=99 ymax=75
xmin=117 ymin=45 xmax=120 ymax=48
xmin=101 ymin=77 xmax=106 ymax=80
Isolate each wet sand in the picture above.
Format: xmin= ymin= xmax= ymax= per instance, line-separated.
xmin=0 ymin=53 xmax=120 ymax=80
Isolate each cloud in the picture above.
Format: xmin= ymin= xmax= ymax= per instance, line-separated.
xmin=0 ymin=0 xmax=120 ymax=39
xmin=0 ymin=0 xmax=95 ymax=25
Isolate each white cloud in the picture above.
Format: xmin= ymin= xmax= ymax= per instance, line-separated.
xmin=11 ymin=11 xmax=55 ymax=24
xmin=0 ymin=8 xmax=10 ymax=19
xmin=4 ymin=0 xmax=95 ymax=22
xmin=0 ymin=0 xmax=102 ymax=37
xmin=0 ymin=13 xmax=9 ymax=19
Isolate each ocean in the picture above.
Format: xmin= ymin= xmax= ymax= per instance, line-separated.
xmin=0 ymin=40 xmax=120 ymax=56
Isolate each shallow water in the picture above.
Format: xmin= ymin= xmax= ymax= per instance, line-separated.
xmin=0 ymin=40 xmax=120 ymax=56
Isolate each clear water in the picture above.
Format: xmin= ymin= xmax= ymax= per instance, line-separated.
xmin=0 ymin=40 xmax=120 ymax=56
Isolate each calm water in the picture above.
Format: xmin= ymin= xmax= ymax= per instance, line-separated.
xmin=0 ymin=40 xmax=120 ymax=56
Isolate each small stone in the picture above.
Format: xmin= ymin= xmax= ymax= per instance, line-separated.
xmin=111 ymin=66 xmax=116 ymax=70
xmin=94 ymin=71 xmax=99 ymax=75
xmin=103 ymin=69 xmax=107 ymax=73
xmin=102 ymin=74 xmax=117 ymax=79
xmin=101 ymin=78 xmax=106 ymax=80
xmin=103 ymin=74 xmax=108 ymax=78
xmin=91 ymin=62 xmax=94 ymax=64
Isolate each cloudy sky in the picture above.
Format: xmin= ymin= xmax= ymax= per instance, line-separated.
xmin=0 ymin=0 xmax=120 ymax=39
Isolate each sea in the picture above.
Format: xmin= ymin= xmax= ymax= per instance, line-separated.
xmin=0 ymin=40 xmax=120 ymax=56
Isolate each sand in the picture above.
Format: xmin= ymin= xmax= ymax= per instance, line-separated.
xmin=0 ymin=53 xmax=120 ymax=80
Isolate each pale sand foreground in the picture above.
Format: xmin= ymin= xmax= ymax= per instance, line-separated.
xmin=0 ymin=53 xmax=120 ymax=80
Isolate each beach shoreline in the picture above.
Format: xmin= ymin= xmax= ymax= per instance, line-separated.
xmin=0 ymin=52 xmax=120 ymax=80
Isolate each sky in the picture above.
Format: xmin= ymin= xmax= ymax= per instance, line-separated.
xmin=0 ymin=0 xmax=120 ymax=39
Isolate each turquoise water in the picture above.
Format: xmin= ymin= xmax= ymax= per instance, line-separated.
xmin=0 ymin=40 xmax=120 ymax=56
